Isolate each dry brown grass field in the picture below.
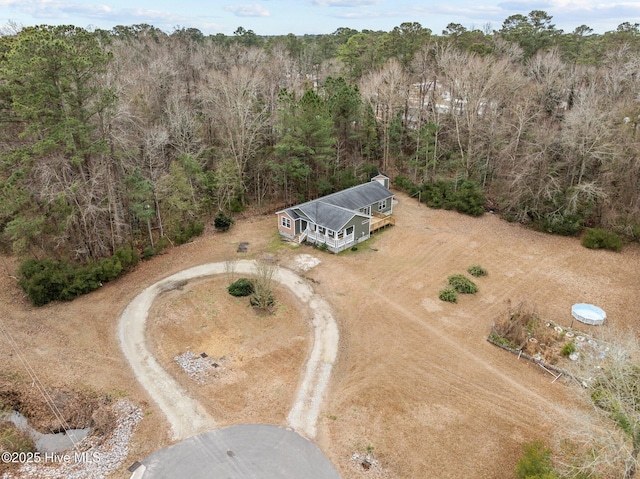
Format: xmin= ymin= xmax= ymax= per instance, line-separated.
xmin=1 ymin=191 xmax=639 ymax=478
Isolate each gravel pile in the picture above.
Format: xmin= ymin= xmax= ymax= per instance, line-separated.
xmin=293 ymin=254 xmax=321 ymax=272
xmin=174 ymin=351 xmax=214 ymax=384
xmin=6 ymin=400 xmax=142 ymax=479
xmin=348 ymin=452 xmax=391 ymax=478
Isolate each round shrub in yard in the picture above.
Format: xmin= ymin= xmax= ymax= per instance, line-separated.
xmin=448 ymin=274 xmax=478 ymax=294
xmin=227 ymin=278 xmax=254 ymax=297
xmin=467 ymin=265 xmax=488 ymax=277
xmin=214 ymin=211 xmax=234 ymax=232
xmin=439 ymin=287 xmax=458 ymax=303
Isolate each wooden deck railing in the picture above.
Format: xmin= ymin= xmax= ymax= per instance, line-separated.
xmin=370 ymin=212 xmax=395 ymax=232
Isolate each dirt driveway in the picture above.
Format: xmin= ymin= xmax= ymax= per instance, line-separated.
xmin=118 ymin=260 xmax=338 ymax=441
xmin=1 ymin=192 xmax=639 ymax=478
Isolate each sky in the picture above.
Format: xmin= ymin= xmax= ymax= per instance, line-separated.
xmin=0 ymin=0 xmax=638 ymax=37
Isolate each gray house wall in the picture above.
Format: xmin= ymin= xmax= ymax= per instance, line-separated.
xmin=361 ymin=197 xmax=393 ymax=216
xmin=352 ymin=216 xmax=371 ymax=243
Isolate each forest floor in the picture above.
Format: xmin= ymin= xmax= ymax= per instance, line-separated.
xmin=1 ymin=191 xmax=639 ymax=478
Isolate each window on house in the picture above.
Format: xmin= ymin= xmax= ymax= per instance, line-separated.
xmin=281 ymin=217 xmax=291 ymax=229
xmin=378 ymin=199 xmax=387 ymax=210
xmin=318 ymin=226 xmax=325 ymax=234
xmin=346 ymin=226 xmax=354 ymax=235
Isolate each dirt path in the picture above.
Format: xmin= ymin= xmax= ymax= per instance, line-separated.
xmin=117 ymin=260 xmax=339 ymax=441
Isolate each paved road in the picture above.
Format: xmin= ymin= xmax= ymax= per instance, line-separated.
xmin=136 ymin=424 xmax=341 ymax=479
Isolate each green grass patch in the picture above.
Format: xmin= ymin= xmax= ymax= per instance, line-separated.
xmin=0 ymin=422 xmax=35 ymax=453
xmin=561 ymin=341 xmax=576 ymax=357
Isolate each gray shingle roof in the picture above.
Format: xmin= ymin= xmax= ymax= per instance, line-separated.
xmin=278 ymin=179 xmax=393 ymax=232
xmin=319 ymin=181 xmax=392 ymax=211
xmin=297 ymin=202 xmax=360 ymax=231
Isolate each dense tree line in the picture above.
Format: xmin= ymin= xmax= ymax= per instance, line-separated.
xmin=1 ymin=13 xmax=639 ymax=267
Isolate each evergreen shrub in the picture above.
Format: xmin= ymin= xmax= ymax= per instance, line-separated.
xmin=581 ymin=228 xmax=623 ymax=251
xmin=214 ymin=212 xmax=234 ymax=232
xmin=228 ymin=278 xmax=254 ymax=297
xmin=515 ymin=440 xmax=558 ymax=479
xmin=439 ymin=287 xmax=458 ymax=303
xmin=173 ymin=221 xmax=205 ymax=245
xmin=538 ymin=213 xmax=583 ymax=236
xmin=17 ymin=248 xmax=139 ymax=306
xmin=448 ymin=274 xmax=478 ymax=294
xmin=419 ymin=179 xmax=485 ymax=217
xmin=467 ymin=265 xmax=488 ymax=277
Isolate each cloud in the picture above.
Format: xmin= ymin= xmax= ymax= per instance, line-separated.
xmin=312 ymin=0 xmax=382 ymax=7
xmin=327 ymin=10 xmax=383 ymax=19
xmin=0 ymin=0 xmax=191 ymax=24
xmin=224 ymin=4 xmax=270 ymax=17
xmin=497 ymin=0 xmax=554 ymax=11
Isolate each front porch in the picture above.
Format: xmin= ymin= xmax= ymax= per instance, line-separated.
xmin=306 ymin=229 xmax=356 ymax=253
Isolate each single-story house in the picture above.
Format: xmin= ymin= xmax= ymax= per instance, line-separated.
xmin=276 ymin=175 xmax=395 ymax=253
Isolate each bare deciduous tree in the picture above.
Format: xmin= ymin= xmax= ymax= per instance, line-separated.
xmin=360 ymin=59 xmax=410 ymax=174
xmin=250 ymin=257 xmax=277 ymax=313
xmin=555 ymin=331 xmax=640 ymax=479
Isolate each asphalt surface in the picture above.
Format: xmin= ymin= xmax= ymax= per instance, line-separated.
xmin=137 ymin=424 xmax=341 ymax=479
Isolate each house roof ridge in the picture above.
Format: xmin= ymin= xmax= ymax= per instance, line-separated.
xmin=315 ymin=200 xmax=369 ymax=216
xmin=276 ymin=178 xmax=392 ymax=215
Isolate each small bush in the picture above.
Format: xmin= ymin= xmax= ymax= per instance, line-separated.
xmin=515 ymin=440 xmax=558 ymax=479
xmin=173 ymin=221 xmax=205 ymax=245
xmin=250 ymin=290 xmax=275 ymax=309
xmin=393 ymin=175 xmax=414 ymax=192
xmin=229 ymin=196 xmax=245 ymax=213
xmin=315 ymin=242 xmax=329 ymax=252
xmin=142 ymin=237 xmax=170 ymax=260
xmin=561 ymin=341 xmax=576 ymax=357
xmin=214 ymin=211 xmax=234 ymax=232
xmin=539 ymin=213 xmax=583 ymax=236
xmin=446 ymin=180 xmax=485 ymax=217
xmin=419 ymin=179 xmax=485 ymax=217
xmin=467 ymin=265 xmax=488 ymax=277
xmin=228 ymin=278 xmax=254 ymax=297
xmin=488 ymin=332 xmax=518 ymax=350
xmin=18 ymin=252 xmax=132 ymax=306
xmin=581 ymin=228 xmax=623 ymax=252
xmin=439 ymin=287 xmax=458 ymax=303
xmin=18 ymin=258 xmax=75 ymax=306
xmin=97 ymin=257 xmax=124 ymax=282
xmin=59 ymin=266 xmax=101 ymax=301
xmin=448 ymin=274 xmax=478 ymax=294
xmin=114 ymin=246 xmax=140 ymax=269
